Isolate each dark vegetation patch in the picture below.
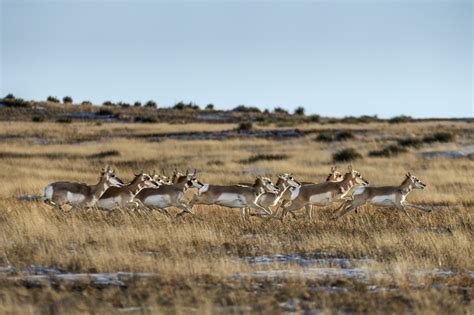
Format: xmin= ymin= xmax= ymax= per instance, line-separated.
xmin=389 ymin=115 xmax=413 ymax=124
xmin=32 ymin=116 xmax=45 ymax=123
xmin=332 ymin=148 xmax=363 ymax=162
xmin=0 ymin=150 xmax=120 ymax=160
xmin=369 ymin=145 xmax=407 ymax=158
xmin=316 ymin=131 xmax=354 ymax=142
xmin=236 ymin=122 xmax=253 ymax=132
xmin=134 ymin=116 xmax=157 ymax=123
xmin=56 ymin=118 xmax=72 ymax=124
xmin=88 ymin=150 xmax=120 ymax=159
xmin=240 ymin=154 xmax=289 ymax=164
xmin=422 ymin=132 xmax=455 ymax=143
xmin=397 ymin=137 xmax=423 ymax=148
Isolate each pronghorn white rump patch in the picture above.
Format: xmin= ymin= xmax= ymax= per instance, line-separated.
xmin=198 ymin=184 xmax=209 ymax=196
xmin=353 ymin=187 xmax=366 ymax=196
xmin=309 ymin=192 xmax=332 ymax=205
xmin=43 ymin=185 xmax=53 ymax=201
xmin=290 ymin=186 xmax=300 ymax=201
xmin=66 ymin=192 xmax=86 ymax=204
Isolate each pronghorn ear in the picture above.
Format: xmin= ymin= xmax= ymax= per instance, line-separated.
xmin=331 ymin=166 xmax=335 ymax=172
xmin=185 ymin=169 xmax=189 ymax=176
xmin=348 ymin=165 xmax=353 ymax=172
xmin=406 ymin=172 xmax=411 ymax=177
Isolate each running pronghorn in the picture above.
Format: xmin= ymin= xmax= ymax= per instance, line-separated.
xmin=280 ymin=165 xmax=369 ymax=220
xmin=43 ymin=166 xmax=124 ymax=211
xmin=242 ymin=173 xmax=301 ymax=218
xmin=135 ymin=170 xmax=202 ymax=216
xmin=278 ymin=166 xmax=345 ymax=218
xmin=181 ymin=176 xmax=280 ymax=217
xmin=334 ymin=172 xmax=429 ymax=223
xmin=96 ymin=172 xmax=160 ymax=210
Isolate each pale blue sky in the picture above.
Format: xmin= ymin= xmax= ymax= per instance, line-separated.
xmin=1 ymin=0 xmax=472 ymax=118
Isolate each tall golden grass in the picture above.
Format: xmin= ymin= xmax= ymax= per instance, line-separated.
xmin=0 ymin=121 xmax=472 ymax=313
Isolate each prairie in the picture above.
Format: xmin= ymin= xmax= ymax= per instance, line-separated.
xmin=0 ymin=120 xmax=472 ymax=314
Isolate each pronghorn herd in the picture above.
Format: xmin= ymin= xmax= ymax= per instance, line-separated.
xmin=43 ymin=165 xmax=430 ymax=223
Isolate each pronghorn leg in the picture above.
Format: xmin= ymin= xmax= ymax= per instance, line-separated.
xmin=405 ymin=202 xmax=432 ymax=213
xmin=252 ymin=202 xmax=273 ymax=216
xmin=335 ymin=200 xmax=365 ymax=219
xmin=240 ymin=208 xmax=247 ymax=218
xmin=304 ymin=205 xmax=313 ymax=219
xmin=175 ymin=203 xmax=196 ymax=218
xmin=392 ymin=202 xmax=416 ymax=224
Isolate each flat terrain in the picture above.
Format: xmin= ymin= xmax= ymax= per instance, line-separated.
xmin=0 ymin=120 xmax=473 ymax=314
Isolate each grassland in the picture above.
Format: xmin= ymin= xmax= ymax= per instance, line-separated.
xmin=0 ymin=120 xmax=472 ymax=314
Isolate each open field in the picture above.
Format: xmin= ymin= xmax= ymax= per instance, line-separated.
xmin=0 ymin=120 xmax=473 ymax=314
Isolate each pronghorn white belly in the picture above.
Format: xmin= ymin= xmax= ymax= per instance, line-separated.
xmin=96 ymin=196 xmax=122 ymax=210
xmin=198 ymin=184 xmax=210 ymax=196
xmin=143 ymin=195 xmax=172 ymax=208
xmin=66 ymin=192 xmax=87 ymax=205
xmin=309 ymin=192 xmax=332 ymax=205
xmin=215 ymin=193 xmax=248 ymax=208
xmin=369 ymin=194 xmax=397 ymax=207
xmin=352 ymin=187 xmax=365 ymax=196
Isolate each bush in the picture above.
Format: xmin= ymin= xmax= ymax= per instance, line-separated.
xmin=103 ymin=101 xmax=115 ymax=106
xmin=340 ymin=115 xmax=379 ymax=124
xmin=309 ymin=115 xmax=320 ymax=122
xmin=294 ymin=107 xmax=305 ymax=115
xmin=333 ymin=148 xmax=362 ymax=162
xmin=88 ymin=150 xmax=120 ymax=159
xmin=369 ymin=144 xmax=407 ymax=158
xmin=1 ymin=97 xmax=29 ymax=107
xmin=240 ymin=154 xmax=288 ymax=164
xmin=236 ymin=122 xmax=253 ymax=132
xmin=274 ymin=107 xmax=288 ymax=114
xmin=134 ymin=116 xmax=157 ymax=123
xmin=63 ymin=96 xmax=73 ymax=103
xmin=398 ymin=137 xmax=422 ymax=148
xmin=81 ymin=100 xmax=92 ymax=106
xmin=422 ymin=132 xmax=455 ymax=143
xmin=145 ymin=100 xmax=157 ymax=108
xmin=56 ymin=118 xmax=72 ymax=124
xmin=335 ymin=131 xmax=354 ymax=141
xmin=389 ymin=115 xmax=413 ymax=124
xmin=316 ymin=131 xmax=354 ymax=142
xmin=233 ymin=105 xmax=261 ymax=113
xmin=316 ymin=132 xmax=334 ymax=142
xmin=4 ymin=93 xmax=15 ymax=100
xmin=205 ymin=104 xmax=214 ymax=111
xmin=47 ymin=96 xmax=60 ymax=103
xmin=134 ymin=101 xmax=142 ymax=107
xmin=118 ymin=102 xmax=130 ymax=108
xmin=174 ymin=101 xmax=199 ymax=110
xmin=96 ymin=109 xmax=115 ymax=116
xmin=32 ymin=116 xmax=45 ymax=123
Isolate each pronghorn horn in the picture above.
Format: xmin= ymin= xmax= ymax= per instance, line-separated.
xmin=348 ymin=164 xmax=353 ymax=172
xmin=186 ymin=169 xmax=189 ymax=175
xmin=331 ymin=166 xmax=336 ymax=172
xmin=193 ymin=168 xmax=197 ymax=175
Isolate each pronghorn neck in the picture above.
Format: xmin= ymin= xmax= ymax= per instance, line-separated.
xmin=173 ymin=177 xmax=189 ymax=191
xmin=275 ymin=177 xmax=288 ymax=189
xmin=126 ymin=177 xmax=144 ymax=195
xmin=399 ymin=177 xmax=413 ymax=195
xmin=90 ymin=176 xmax=111 ymax=200
xmin=337 ymin=173 xmax=356 ymax=194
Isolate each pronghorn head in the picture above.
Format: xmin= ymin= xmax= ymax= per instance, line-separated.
xmin=406 ymin=172 xmax=426 ymax=189
xmin=134 ymin=172 xmax=160 ymax=188
xmin=151 ymin=170 xmax=169 ymax=185
xmin=278 ymin=173 xmax=301 ymax=188
xmin=100 ymin=166 xmax=124 ymax=187
xmin=347 ymin=165 xmax=369 ymax=186
xmin=326 ymin=166 xmax=343 ymax=182
xmin=172 ymin=169 xmax=184 ymax=184
xmin=256 ymin=176 xmax=280 ymax=193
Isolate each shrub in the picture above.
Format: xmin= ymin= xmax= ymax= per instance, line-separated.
xmin=233 ymin=105 xmax=261 ymax=113
xmin=240 ymin=154 xmax=288 ymax=164
xmin=173 ymin=101 xmax=199 ymax=110
xmin=103 ymin=101 xmax=115 ymax=106
xmin=145 ymin=100 xmax=157 ymax=108
xmin=1 ymin=97 xmax=29 ymax=107
xmin=81 ymin=100 xmax=92 ymax=105
xmin=309 ymin=115 xmax=320 ymax=122
xmin=422 ymin=132 xmax=455 ymax=143
xmin=63 ymin=96 xmax=73 ymax=103
xmin=333 ymin=148 xmax=362 ymax=162
xmin=32 ymin=116 xmax=45 ymax=123
xmin=56 ymin=118 xmax=72 ymax=124
xmin=398 ymin=137 xmax=422 ymax=148
xmin=294 ymin=107 xmax=305 ymax=115
xmin=134 ymin=116 xmax=157 ymax=123
xmin=47 ymin=96 xmax=60 ymax=103
xmin=4 ymin=93 xmax=15 ymax=100
xmin=236 ymin=122 xmax=253 ymax=132
xmin=369 ymin=144 xmax=407 ymax=158
xmin=316 ymin=132 xmax=334 ymax=142
xmin=274 ymin=107 xmax=288 ymax=114
xmin=117 ymin=102 xmax=130 ymax=108
xmin=88 ymin=150 xmax=120 ymax=159
xmin=134 ymin=101 xmax=142 ymax=107
xmin=389 ymin=115 xmax=413 ymax=124
xmin=340 ymin=115 xmax=378 ymax=124
xmin=96 ymin=109 xmax=115 ymax=116
xmin=316 ymin=131 xmax=354 ymax=142
xmin=205 ymin=104 xmax=214 ymax=111
xmin=335 ymin=131 xmax=354 ymax=141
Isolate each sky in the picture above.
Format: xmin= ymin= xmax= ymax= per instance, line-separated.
xmin=1 ymin=0 xmax=472 ymax=118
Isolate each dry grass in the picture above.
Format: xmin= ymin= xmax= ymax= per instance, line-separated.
xmin=0 ymin=121 xmax=472 ymax=313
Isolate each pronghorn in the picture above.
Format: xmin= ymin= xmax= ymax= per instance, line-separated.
xmin=181 ymin=176 xmax=280 ymax=217
xmin=278 ymin=166 xmax=344 ymax=218
xmin=96 ymin=172 xmax=160 ymax=210
xmin=241 ymin=173 xmax=301 ymax=218
xmin=280 ymin=165 xmax=369 ymax=220
xmin=43 ymin=166 xmax=124 ymax=211
xmin=135 ymin=170 xmax=201 ymax=216
xmin=335 ymin=172 xmax=429 ymax=223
